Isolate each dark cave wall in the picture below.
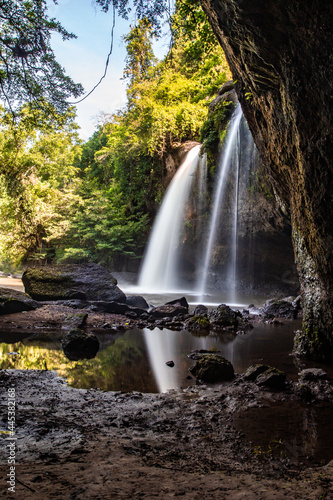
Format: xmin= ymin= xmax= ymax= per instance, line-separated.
xmin=200 ymin=0 xmax=333 ymax=361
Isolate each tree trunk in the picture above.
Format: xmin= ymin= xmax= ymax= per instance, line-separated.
xmin=200 ymin=0 xmax=333 ymax=361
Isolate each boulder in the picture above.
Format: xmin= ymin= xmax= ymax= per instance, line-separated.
xmin=63 ymin=312 xmax=88 ymax=330
xmin=242 ymin=364 xmax=271 ymax=382
xmin=260 ymin=296 xmax=300 ymax=319
xmin=188 ymin=349 xmax=220 ymax=361
xmin=190 ymin=354 xmax=235 ymax=383
xmin=298 ymin=368 xmax=328 ymax=381
xmin=208 ymin=304 xmax=239 ymax=330
xmin=149 ymin=304 xmax=188 ymax=319
xmin=89 ymin=301 xmax=146 ymax=317
xmin=0 ymin=287 xmax=39 ymax=315
xmin=61 ymin=329 xmax=99 ymax=361
xmin=187 ymin=314 xmax=210 ymax=332
xmin=126 ymin=295 xmax=149 ymax=310
xmin=256 ymin=368 xmax=286 ymax=391
xmin=194 ymin=304 xmax=208 ymax=316
xmin=165 ymin=297 xmax=189 ymax=312
xmin=22 ymin=263 xmax=126 ymax=303
xmin=242 ymin=364 xmax=286 ymax=390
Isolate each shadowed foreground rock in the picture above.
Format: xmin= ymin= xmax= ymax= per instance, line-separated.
xmin=243 ymin=364 xmax=286 ymax=391
xmin=0 ymin=287 xmax=39 ymax=315
xmin=190 ymin=354 xmax=235 ymax=383
xmin=61 ymin=328 xmax=100 ymax=361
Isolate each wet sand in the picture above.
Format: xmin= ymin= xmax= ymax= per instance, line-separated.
xmin=0 ymin=277 xmax=24 ymax=292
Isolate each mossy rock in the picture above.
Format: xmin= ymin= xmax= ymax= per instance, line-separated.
xmin=208 ymin=304 xmax=239 ymax=329
xmin=22 ymin=263 xmax=125 ymax=302
xmin=0 ymin=287 xmax=39 ymax=315
xmin=255 ymin=367 xmax=286 ymax=391
xmin=293 ymin=328 xmax=333 ymax=363
xmin=190 ymin=354 xmax=235 ymax=383
xmin=243 ymin=364 xmax=286 ymax=390
xmin=243 ymin=364 xmax=271 ymax=381
xmin=187 ymin=314 xmax=210 ymax=331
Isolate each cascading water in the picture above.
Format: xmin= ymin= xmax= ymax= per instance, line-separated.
xmin=198 ymin=105 xmax=243 ymax=301
xmin=136 ymin=105 xmax=257 ymax=304
xmin=138 ymin=145 xmax=206 ymax=292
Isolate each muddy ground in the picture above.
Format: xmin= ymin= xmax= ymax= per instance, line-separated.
xmin=0 ymin=368 xmax=333 ymax=499
xmin=0 ymin=303 xmax=333 ymax=499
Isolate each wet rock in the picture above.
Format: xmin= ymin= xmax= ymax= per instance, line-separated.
xmin=255 ymin=367 xmax=287 ymax=391
xmin=89 ymin=301 xmax=146 ymax=317
xmin=208 ymin=304 xmax=239 ymax=330
xmin=194 ymin=304 xmax=208 ymax=316
xmin=65 ymin=290 xmax=87 ymax=300
xmin=165 ymin=297 xmax=189 ymax=312
xmin=295 ymin=383 xmax=314 ymax=402
xmin=242 ymin=364 xmax=271 ymax=382
xmin=187 ymin=314 xmax=210 ymax=332
xmin=126 ymin=295 xmax=149 ymax=310
xmin=188 ymin=349 xmax=220 ymax=361
xmin=61 ymin=328 xmax=99 ymax=361
xmin=0 ymin=287 xmax=39 ymax=315
xmin=149 ymin=304 xmax=188 ymax=319
xmin=164 ymin=320 xmax=184 ymax=331
xmin=22 ymin=263 xmax=126 ymax=303
xmin=55 ymin=299 xmax=89 ymax=309
xmin=190 ymin=354 xmax=235 ymax=383
xmin=63 ymin=312 xmax=88 ymax=330
xmin=298 ymin=368 xmax=328 ymax=381
xmin=243 ymin=364 xmax=287 ymax=391
xmin=125 ymin=311 xmax=138 ymax=319
xmin=209 ymin=81 xmax=237 ymax=112
xmin=260 ymin=296 xmax=300 ymax=319
xmin=293 ymin=327 xmax=333 ymax=363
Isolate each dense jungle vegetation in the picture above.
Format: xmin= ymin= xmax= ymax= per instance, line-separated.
xmin=0 ymin=0 xmax=231 ymax=271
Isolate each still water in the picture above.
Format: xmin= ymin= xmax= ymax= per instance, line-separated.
xmin=0 ymin=320 xmax=307 ymax=393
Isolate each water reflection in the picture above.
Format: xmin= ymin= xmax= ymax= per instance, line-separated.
xmin=232 ymin=401 xmax=333 ymax=465
xmin=0 ymin=320 xmax=306 ymax=395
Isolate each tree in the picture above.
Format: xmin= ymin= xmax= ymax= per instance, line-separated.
xmin=123 ymin=18 xmax=157 ymax=96
xmin=95 ymin=0 xmax=169 ymax=35
xmin=0 ymin=104 xmax=81 ymax=267
xmin=0 ymin=0 xmax=83 ymax=114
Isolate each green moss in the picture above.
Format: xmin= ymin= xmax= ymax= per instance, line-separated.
xmin=293 ymin=326 xmax=333 ymax=362
xmin=188 ymin=314 xmax=210 ymax=331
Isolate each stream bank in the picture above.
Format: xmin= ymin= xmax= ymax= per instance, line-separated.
xmin=1 ymin=369 xmax=333 ymax=499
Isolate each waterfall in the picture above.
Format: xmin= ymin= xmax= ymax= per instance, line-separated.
xmin=138 ymin=144 xmax=206 ymax=292
xmin=198 ymin=105 xmax=243 ymax=300
xmin=137 ymin=105 xmax=257 ymax=302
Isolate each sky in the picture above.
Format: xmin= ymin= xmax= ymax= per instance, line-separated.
xmin=47 ymin=0 xmax=171 ymax=140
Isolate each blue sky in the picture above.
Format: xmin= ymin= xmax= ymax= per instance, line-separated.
xmin=47 ymin=0 xmax=171 ymax=140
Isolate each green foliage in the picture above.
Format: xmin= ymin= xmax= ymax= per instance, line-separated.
xmin=0 ymin=104 xmax=81 ymax=267
xmin=58 ymin=182 xmax=149 ymax=266
xmin=0 ymin=1 xmax=83 ymax=114
xmin=0 ymin=0 xmax=232 ymax=269
xmin=200 ymin=101 xmax=230 ymax=153
xmin=123 ymin=18 xmax=157 ymax=91
xmin=95 ymin=0 xmax=168 ymax=35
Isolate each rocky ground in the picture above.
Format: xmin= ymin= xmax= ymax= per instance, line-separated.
xmin=0 ymin=368 xmax=333 ymax=499
xmin=0 ymin=276 xmax=332 ymax=498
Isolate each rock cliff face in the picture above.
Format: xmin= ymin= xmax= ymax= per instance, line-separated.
xmin=200 ymin=0 xmax=333 ymax=361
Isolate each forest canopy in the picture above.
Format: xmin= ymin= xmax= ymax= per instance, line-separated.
xmin=0 ymin=0 xmax=231 ymax=270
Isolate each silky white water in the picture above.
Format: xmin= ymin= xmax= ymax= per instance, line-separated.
xmin=138 ymin=145 xmax=204 ymax=292
xmin=198 ymin=105 xmax=243 ymax=300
